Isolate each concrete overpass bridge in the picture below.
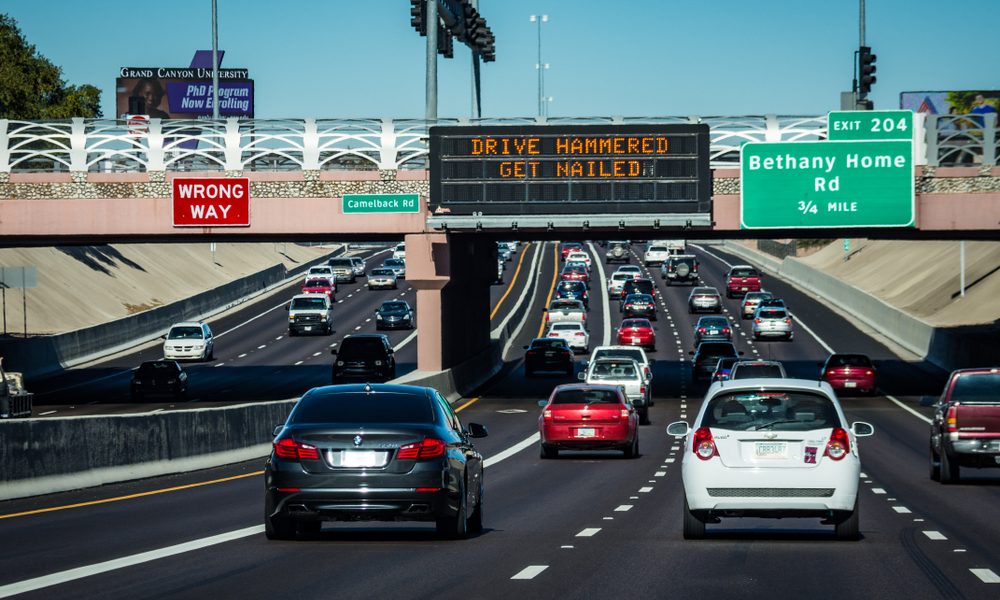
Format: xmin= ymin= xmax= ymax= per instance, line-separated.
xmin=2 ymin=115 xmax=999 ymax=373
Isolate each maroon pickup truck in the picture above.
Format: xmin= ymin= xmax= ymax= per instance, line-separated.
xmin=926 ymin=368 xmax=1000 ymax=483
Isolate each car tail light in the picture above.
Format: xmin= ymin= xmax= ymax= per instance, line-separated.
xmin=620 ymin=408 xmax=630 ymax=420
xmin=697 ymin=327 xmax=706 ymax=334
xmin=692 ymin=427 xmax=718 ymax=460
xmin=692 ymin=265 xmax=699 ymax=273
xmin=722 ymin=328 xmax=731 ymax=335
xmin=526 ymin=350 xmax=537 ymax=357
xmin=543 ymin=408 xmax=553 ymax=421
xmin=865 ymin=369 xmax=874 ymax=376
xmin=575 ymin=332 xmax=585 ymax=337
xmin=639 ymin=386 xmax=646 ymax=396
xmin=397 ymin=438 xmax=447 ymax=460
xmin=946 ymin=405 xmax=958 ymax=433
xmin=755 ymin=318 xmax=762 ymax=324
xmin=274 ymin=438 xmax=319 ymax=460
xmin=784 ymin=318 xmax=792 ymax=324
xmin=824 ymin=427 xmax=851 ymax=460
xmin=549 ymin=332 xmax=559 ymax=337
xmin=276 ymin=487 xmax=300 ymax=493
xmin=582 ymin=313 xmax=587 ymax=321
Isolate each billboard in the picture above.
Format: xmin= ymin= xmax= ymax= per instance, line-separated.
xmin=900 ymin=90 xmax=1000 ymax=116
xmin=428 ymin=124 xmax=711 ymax=216
xmin=116 ymin=67 xmax=254 ymax=119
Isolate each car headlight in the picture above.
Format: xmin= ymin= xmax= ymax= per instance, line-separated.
xmin=320 ymin=315 xmax=328 ymax=321
xmin=374 ymin=360 xmax=383 ymax=366
xmin=288 ymin=315 xmax=295 ymax=322
xmin=336 ymin=361 xmax=344 ymax=366
xmin=376 ymin=314 xmax=383 ymax=319
xmin=192 ymin=343 xmax=205 ymax=349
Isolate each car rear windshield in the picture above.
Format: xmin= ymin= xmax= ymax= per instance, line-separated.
xmin=730 ymin=268 xmax=759 ymax=277
xmin=612 ymin=273 xmax=632 ymax=281
xmin=558 ymin=281 xmax=585 ymax=291
xmin=551 ymin=323 xmax=581 ymax=331
xmin=370 ymin=269 xmax=394 ymax=276
xmin=304 ymin=279 xmax=330 ymax=287
xmin=699 ymin=317 xmax=728 ymax=328
xmin=384 ymin=259 xmax=405 ymax=267
xmin=951 ymin=373 xmax=1000 ymax=404
xmin=550 ymin=300 xmax=581 ymax=310
xmin=758 ymin=309 xmax=787 ymax=319
xmin=624 ymin=281 xmax=653 ymax=293
xmin=621 ymin=319 xmax=649 ymax=328
xmin=648 ymin=246 xmax=668 ymax=252
xmin=338 ymin=338 xmax=387 ymax=358
xmin=829 ymin=354 xmax=872 ymax=367
xmin=590 ymin=362 xmax=638 ymax=379
xmin=593 ymin=348 xmax=644 ymax=363
xmin=703 ymin=391 xmax=839 ymax=431
xmin=291 ymin=298 xmax=327 ymax=310
xmin=698 ymin=343 xmax=736 ymax=355
xmin=731 ymin=365 xmax=785 ymax=379
xmin=551 ymin=389 xmax=620 ymax=405
xmin=291 ymin=392 xmax=434 ymax=424
xmin=693 ymin=288 xmax=717 ymax=295
xmin=532 ymin=339 xmax=568 ymax=349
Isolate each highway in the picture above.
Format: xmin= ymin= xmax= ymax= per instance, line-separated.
xmin=2 ymin=241 xmax=999 ymax=599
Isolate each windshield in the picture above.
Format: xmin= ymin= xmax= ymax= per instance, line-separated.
xmin=370 ymin=269 xmax=394 ymax=276
xmin=594 ymin=348 xmax=644 ymax=364
xmin=339 ymin=338 xmax=387 ymax=359
xmin=381 ymin=302 xmax=408 ymax=311
xmin=291 ymin=298 xmax=328 ymax=310
xmin=731 ymin=268 xmax=758 ymax=277
xmin=385 ymin=259 xmax=404 ymax=267
xmin=304 ymin=279 xmax=330 ymax=287
xmin=703 ymin=391 xmax=840 ymax=431
xmin=167 ymin=326 xmax=203 ymax=340
xmin=329 ymin=259 xmax=352 ymax=267
xmin=551 ymin=389 xmax=621 ymax=405
xmin=731 ymin=365 xmax=785 ymax=379
xmin=951 ymin=373 xmax=1000 ymax=404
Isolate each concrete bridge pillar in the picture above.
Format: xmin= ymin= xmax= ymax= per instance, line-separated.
xmin=405 ymin=232 xmax=494 ymax=373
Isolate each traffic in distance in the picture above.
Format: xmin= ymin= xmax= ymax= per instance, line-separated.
xmin=4 ymin=239 xmax=1000 ymax=599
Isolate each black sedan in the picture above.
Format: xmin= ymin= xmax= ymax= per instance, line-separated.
xmin=265 ymin=384 xmax=488 ymax=540
xmin=375 ymin=300 xmax=415 ymax=330
xmin=130 ymin=360 xmax=187 ymax=401
xmin=523 ymin=338 xmax=574 ymax=377
xmin=689 ymin=341 xmax=743 ymax=381
xmin=622 ymin=293 xmax=657 ymax=320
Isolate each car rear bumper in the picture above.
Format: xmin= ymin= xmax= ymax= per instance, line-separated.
xmin=541 ymin=423 xmax=633 ymax=447
xmin=825 ymin=377 xmax=876 ymax=392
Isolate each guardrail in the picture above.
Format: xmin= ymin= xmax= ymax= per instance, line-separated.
xmin=2 ymin=114 xmax=995 ymax=173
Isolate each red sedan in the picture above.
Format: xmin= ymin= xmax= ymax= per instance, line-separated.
xmin=561 ymin=265 xmax=590 ymax=287
xmin=560 ymin=242 xmax=584 ymax=261
xmin=616 ymin=318 xmax=656 ymax=350
xmin=538 ymin=383 xmax=639 ymax=458
xmin=820 ymin=353 xmax=877 ymax=395
xmin=301 ymin=277 xmax=336 ymax=300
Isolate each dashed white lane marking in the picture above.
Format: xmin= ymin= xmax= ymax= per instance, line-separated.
xmin=511 ymin=566 xmax=548 ymax=580
xmin=913 ymin=518 xmax=925 ymax=522
xmin=860 ymin=472 xmax=868 ymax=478
xmin=615 ymin=505 xmax=633 ymax=512
xmin=257 ymin=345 xmax=266 ymax=350
xmin=638 ymin=487 xmax=653 ymax=493
xmin=238 ymin=353 xmax=247 ymax=358
xmin=213 ymin=362 xmax=224 ymax=367
xmin=954 ymin=549 xmax=967 ymax=553
xmin=354 ymin=326 xmax=362 ymax=331
xmin=629 ymin=496 xmax=639 ymax=500
xmin=648 ymin=479 xmax=657 ymax=483
xmin=603 ymin=517 xmax=614 ymax=520
xmin=347 ymin=294 xmax=354 ymax=298
xmin=892 ymin=506 xmax=912 ymax=514
xmin=872 ymin=488 xmax=886 ymax=495
xmin=149 ymin=409 xmax=163 ymax=413
xmin=312 ymin=352 xmax=321 ymax=357
xmin=888 ymin=497 xmax=896 ymax=501
xmin=923 ymin=531 xmax=947 ymax=541
xmin=561 ymin=545 xmax=574 ymax=549
xmin=294 ymin=361 xmax=304 ymax=366
xmin=38 ymin=410 xmax=57 ymax=416
xmin=655 ymin=471 xmax=667 ymax=477
xmin=576 ymin=528 xmax=601 ymax=537
xmin=971 ymin=569 xmax=1000 ymax=583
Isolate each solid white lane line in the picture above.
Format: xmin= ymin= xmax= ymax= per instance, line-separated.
xmin=0 ymin=525 xmax=264 ymax=598
xmin=587 ymin=242 xmax=612 ymax=347
xmin=614 ymin=505 xmax=633 ymax=512
xmin=484 ymin=433 xmax=540 ymax=468
xmin=885 ymin=394 xmax=932 ymax=424
xmin=923 ymin=531 xmax=947 ymax=540
xmin=576 ymin=528 xmax=601 ymax=537
xmin=892 ymin=506 xmax=912 ymax=514
xmin=511 ymin=566 xmax=548 ymax=580
xmin=393 ymin=330 xmax=418 ymax=352
xmin=38 ymin=410 xmax=56 ymax=416
xmin=971 ymin=569 xmax=1000 ymax=583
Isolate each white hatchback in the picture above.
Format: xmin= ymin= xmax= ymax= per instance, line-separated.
xmin=667 ymin=379 xmax=874 ymax=540
xmin=565 ymin=251 xmax=591 ymax=269
xmin=546 ymin=321 xmax=590 ymax=353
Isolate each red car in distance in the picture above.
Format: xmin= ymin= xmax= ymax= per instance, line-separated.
xmin=538 ymin=383 xmax=639 ymax=458
xmin=616 ymin=318 xmax=656 ymax=350
xmin=561 ymin=242 xmax=584 ymax=261
xmin=820 ymin=353 xmax=877 ymax=395
xmin=561 ymin=265 xmax=590 ymax=287
xmin=301 ymin=277 xmax=336 ymax=300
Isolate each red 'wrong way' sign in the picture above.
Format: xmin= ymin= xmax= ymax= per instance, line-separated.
xmin=172 ymin=178 xmax=250 ymax=227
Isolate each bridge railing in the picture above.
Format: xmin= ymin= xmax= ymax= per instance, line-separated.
xmin=0 ymin=114 xmax=995 ymax=173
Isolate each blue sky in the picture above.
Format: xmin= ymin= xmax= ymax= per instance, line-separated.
xmin=3 ymin=0 xmax=998 ymax=119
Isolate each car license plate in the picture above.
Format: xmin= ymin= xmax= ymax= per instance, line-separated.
xmin=303 ymin=326 xmax=313 ymax=331
xmin=341 ymin=451 xmax=385 ymax=468
xmin=741 ymin=286 xmax=748 ymax=291
xmin=844 ymin=381 xmax=857 ymax=388
xmin=576 ymin=428 xmax=596 ymax=438
xmin=755 ymin=442 xmax=787 ymax=459
xmin=709 ymin=329 xmax=718 ymax=335
xmin=632 ymin=337 xmax=642 ymax=343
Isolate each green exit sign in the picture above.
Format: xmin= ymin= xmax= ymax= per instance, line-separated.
xmin=827 ymin=110 xmax=913 ymax=141
xmin=741 ymin=140 xmax=914 ymax=229
xmin=342 ymin=194 xmax=420 ymax=214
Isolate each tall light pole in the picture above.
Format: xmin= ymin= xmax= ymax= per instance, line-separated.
xmin=529 ymin=14 xmax=548 ymax=117
xmin=211 ymin=0 xmax=219 ymax=119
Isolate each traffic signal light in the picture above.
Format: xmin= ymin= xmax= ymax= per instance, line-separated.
xmin=859 ymin=46 xmax=876 ymax=95
xmin=437 ymin=25 xmax=454 ymax=58
xmin=410 ymin=0 xmax=426 ymax=36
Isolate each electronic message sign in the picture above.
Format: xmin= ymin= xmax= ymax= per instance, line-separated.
xmin=428 ymin=124 xmax=711 ymax=216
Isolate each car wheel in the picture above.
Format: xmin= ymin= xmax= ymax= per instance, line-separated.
xmin=265 ymin=503 xmax=297 ymax=541
xmin=940 ymin=450 xmax=960 ymax=483
xmin=623 ymin=436 xmax=638 ymax=458
xmin=540 ymin=444 xmax=559 ymax=459
xmin=436 ymin=480 xmax=468 ymax=539
xmin=467 ymin=482 xmax=484 ymax=535
xmin=639 ymin=407 xmax=650 ymax=425
xmin=326 ymin=325 xmax=333 ymax=335
xmin=834 ymin=497 xmax=860 ymax=541
xmin=683 ymin=497 xmax=706 ymax=540
xmin=207 ymin=347 xmax=214 ymax=361
xmin=753 ymin=332 xmax=761 ymax=340
xmin=929 ymin=447 xmax=941 ymax=481
xmin=288 ymin=330 xmax=297 ymax=337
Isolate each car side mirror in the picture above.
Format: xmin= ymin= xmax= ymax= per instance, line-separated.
xmin=272 ymin=425 xmax=284 ymax=437
xmin=919 ymin=396 xmax=938 ymax=407
xmin=648 ymin=358 xmax=656 ymax=364
xmin=577 ymin=372 xmax=586 ymax=381
xmin=523 ymin=345 xmax=530 ymax=350
xmin=738 ymin=351 xmax=745 ymax=356
xmin=284 ymin=305 xmax=289 ymax=311
xmin=537 ymin=400 xmax=548 ymax=408
xmin=666 ymin=421 xmax=691 ymax=437
xmin=688 ymin=350 xmax=695 ymax=355
xmin=851 ymin=422 xmax=875 ymax=437
xmin=466 ymin=422 xmax=489 ymax=438
xmin=330 ymin=349 xmax=338 ymax=355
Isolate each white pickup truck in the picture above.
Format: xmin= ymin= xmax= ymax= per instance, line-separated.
xmin=287 ymin=293 xmax=333 ymax=336
xmin=544 ymin=299 xmax=587 ymax=328
xmin=580 ymin=357 xmax=650 ymax=424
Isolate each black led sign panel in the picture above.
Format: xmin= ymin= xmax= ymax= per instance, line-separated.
xmin=429 ymin=124 xmax=711 ymax=216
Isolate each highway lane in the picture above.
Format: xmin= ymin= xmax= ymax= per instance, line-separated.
xmin=2 ymin=240 xmax=999 ymax=598
xmin=26 ymin=242 xmax=539 ymax=417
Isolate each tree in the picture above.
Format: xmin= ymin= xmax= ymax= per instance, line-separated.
xmin=0 ymin=13 xmax=102 ymax=119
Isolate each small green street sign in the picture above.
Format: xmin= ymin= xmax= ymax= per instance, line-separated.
xmin=342 ymin=194 xmax=420 ymax=214
xmin=741 ymin=140 xmax=914 ymax=229
xmin=827 ymin=110 xmax=913 ymax=141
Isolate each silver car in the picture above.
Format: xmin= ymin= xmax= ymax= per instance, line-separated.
xmin=752 ymin=306 xmax=794 ymax=340
xmin=688 ymin=287 xmax=722 ymax=314
xmin=383 ymin=258 xmax=406 ymax=279
xmin=367 ymin=267 xmax=398 ymax=290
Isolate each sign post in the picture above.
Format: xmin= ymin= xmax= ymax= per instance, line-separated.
xmin=741 ymin=140 xmax=914 ymax=229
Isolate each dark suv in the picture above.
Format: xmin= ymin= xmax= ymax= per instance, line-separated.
xmin=661 ymin=254 xmax=699 ymax=285
xmin=605 ymin=241 xmax=631 ymax=264
xmin=331 ymin=334 xmax=396 ymax=382
xmin=689 ymin=341 xmax=743 ymax=381
xmin=620 ymin=278 xmax=655 ymax=302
